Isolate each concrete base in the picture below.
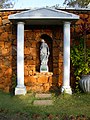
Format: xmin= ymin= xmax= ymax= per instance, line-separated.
xmin=61 ymin=86 xmax=72 ymax=94
xmin=40 ymin=64 xmax=48 ymax=72
xmin=15 ymin=86 xmax=27 ymax=95
xmin=33 ymin=100 xmax=53 ymax=106
xmin=35 ymin=93 xmax=52 ymax=99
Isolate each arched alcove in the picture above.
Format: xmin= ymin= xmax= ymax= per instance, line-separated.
xmin=36 ymin=34 xmax=53 ymax=72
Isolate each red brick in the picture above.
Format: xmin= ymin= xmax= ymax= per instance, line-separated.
xmin=44 ymin=83 xmax=50 ymax=92
xmin=0 ymin=84 xmax=4 ymax=89
xmin=1 ymin=32 xmax=9 ymax=40
xmin=24 ymin=70 xmax=29 ymax=76
xmin=0 ymin=42 xmax=4 ymax=48
xmin=0 ymin=17 xmax=2 ymax=26
xmin=52 ymin=76 xmax=58 ymax=84
xmin=5 ymin=24 xmax=12 ymax=32
xmin=26 ymin=86 xmax=30 ymax=91
xmin=0 ymin=12 xmax=2 ymax=16
xmin=2 ymin=16 xmax=8 ymax=19
xmin=3 ymin=12 xmax=8 ymax=16
xmin=53 ymin=68 xmax=59 ymax=75
xmin=4 ymin=42 xmax=11 ymax=49
xmin=30 ymin=48 xmax=36 ymax=56
xmin=0 ymin=27 xmax=3 ymax=33
xmin=2 ymin=19 xmax=10 ymax=25
xmin=58 ymin=75 xmax=63 ymax=86
xmin=25 ymin=76 xmax=37 ymax=84
xmin=28 ymin=70 xmax=33 ymax=76
xmin=26 ymin=60 xmax=35 ymax=65
xmin=24 ymin=47 xmax=30 ymax=54
xmin=28 ymin=65 xmax=35 ymax=72
xmin=5 ymin=75 xmax=11 ymax=82
xmin=48 ymin=76 xmax=53 ymax=83
xmin=2 ymin=48 xmax=8 ymax=55
xmin=38 ymin=75 xmax=48 ymax=84
xmin=4 ymin=86 xmax=10 ymax=93
xmin=0 ymin=78 xmax=4 ymax=84
xmin=53 ymin=48 xmax=59 ymax=56
xmin=5 ymin=68 xmax=12 ymax=76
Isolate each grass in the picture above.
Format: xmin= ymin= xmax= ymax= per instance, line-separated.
xmin=0 ymin=90 xmax=90 ymax=120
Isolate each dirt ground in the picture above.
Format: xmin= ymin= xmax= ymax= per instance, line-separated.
xmin=0 ymin=111 xmax=90 ymax=120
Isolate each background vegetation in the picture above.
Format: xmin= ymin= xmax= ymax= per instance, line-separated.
xmin=63 ymin=0 xmax=90 ymax=7
xmin=70 ymin=13 xmax=90 ymax=92
xmin=0 ymin=0 xmax=89 ymax=8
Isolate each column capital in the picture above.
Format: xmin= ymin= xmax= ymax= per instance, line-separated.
xmin=64 ymin=21 xmax=71 ymax=25
xmin=17 ymin=21 xmax=25 ymax=25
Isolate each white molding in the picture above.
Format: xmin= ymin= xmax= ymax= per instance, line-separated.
xmin=15 ymin=22 xmax=27 ymax=95
xmin=61 ymin=21 xmax=72 ymax=94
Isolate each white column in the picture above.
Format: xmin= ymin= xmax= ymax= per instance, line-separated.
xmin=61 ymin=22 xmax=72 ymax=94
xmin=15 ymin=22 xmax=27 ymax=95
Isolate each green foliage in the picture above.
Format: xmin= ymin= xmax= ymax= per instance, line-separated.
xmin=71 ymin=38 xmax=90 ymax=92
xmin=70 ymin=13 xmax=90 ymax=92
xmin=63 ymin=0 xmax=90 ymax=7
xmin=0 ymin=0 xmax=6 ymax=8
xmin=71 ymin=39 xmax=90 ymax=81
xmin=0 ymin=0 xmax=14 ymax=8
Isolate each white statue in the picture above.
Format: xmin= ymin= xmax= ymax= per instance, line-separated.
xmin=40 ymin=39 xmax=50 ymax=72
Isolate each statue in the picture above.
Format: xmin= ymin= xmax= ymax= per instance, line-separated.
xmin=40 ymin=39 xmax=50 ymax=72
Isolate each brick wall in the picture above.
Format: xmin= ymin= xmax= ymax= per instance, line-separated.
xmin=24 ymin=26 xmax=63 ymax=92
xmin=0 ymin=11 xmax=16 ymax=92
xmin=0 ymin=9 xmax=90 ymax=93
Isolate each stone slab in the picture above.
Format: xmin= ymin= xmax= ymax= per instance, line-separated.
xmin=33 ymin=100 xmax=53 ymax=106
xmin=35 ymin=93 xmax=52 ymax=99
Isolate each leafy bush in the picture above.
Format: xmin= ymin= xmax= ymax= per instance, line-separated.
xmin=71 ymin=38 xmax=90 ymax=92
xmin=71 ymin=39 xmax=90 ymax=80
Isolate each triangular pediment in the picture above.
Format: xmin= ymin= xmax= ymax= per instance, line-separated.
xmin=9 ymin=7 xmax=79 ymax=19
xmin=8 ymin=8 xmax=79 ymax=25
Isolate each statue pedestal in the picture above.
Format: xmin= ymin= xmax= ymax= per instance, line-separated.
xmin=40 ymin=64 xmax=48 ymax=72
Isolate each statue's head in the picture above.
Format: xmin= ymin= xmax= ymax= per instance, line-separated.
xmin=41 ymin=39 xmax=45 ymax=43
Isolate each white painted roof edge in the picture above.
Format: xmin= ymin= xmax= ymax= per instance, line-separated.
xmin=8 ymin=7 xmax=79 ymax=20
xmin=8 ymin=16 xmax=79 ymax=20
xmin=0 ymin=7 xmax=90 ymax=11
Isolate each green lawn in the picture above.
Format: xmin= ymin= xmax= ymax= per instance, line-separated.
xmin=0 ymin=91 xmax=90 ymax=120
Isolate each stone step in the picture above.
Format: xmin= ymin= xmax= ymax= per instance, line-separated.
xmin=33 ymin=100 xmax=53 ymax=106
xmin=35 ymin=93 xmax=52 ymax=99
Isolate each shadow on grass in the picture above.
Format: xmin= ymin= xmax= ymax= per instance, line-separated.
xmin=0 ymin=90 xmax=90 ymax=120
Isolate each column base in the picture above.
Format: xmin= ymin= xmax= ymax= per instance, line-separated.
xmin=15 ymin=86 xmax=27 ymax=95
xmin=61 ymin=86 xmax=72 ymax=94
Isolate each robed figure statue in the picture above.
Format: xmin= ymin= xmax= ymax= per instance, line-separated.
xmin=40 ymin=39 xmax=50 ymax=72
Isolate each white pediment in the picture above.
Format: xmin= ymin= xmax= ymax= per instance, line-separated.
xmin=8 ymin=8 xmax=79 ymax=25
